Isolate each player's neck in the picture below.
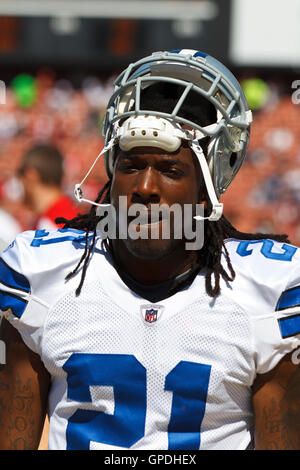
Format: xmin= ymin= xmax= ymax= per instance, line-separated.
xmin=110 ymin=239 xmax=199 ymax=285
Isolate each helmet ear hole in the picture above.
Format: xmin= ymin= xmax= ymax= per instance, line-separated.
xmin=229 ymin=152 xmax=237 ymax=168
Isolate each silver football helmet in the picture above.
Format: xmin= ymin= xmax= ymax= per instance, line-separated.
xmin=75 ymin=49 xmax=252 ymax=221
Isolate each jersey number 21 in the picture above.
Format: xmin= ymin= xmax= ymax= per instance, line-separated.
xmin=63 ymin=353 xmax=211 ymax=450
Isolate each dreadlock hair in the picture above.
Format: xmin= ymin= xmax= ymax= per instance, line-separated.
xmin=55 ymin=180 xmax=111 ymax=296
xmin=57 ymin=82 xmax=290 ymax=297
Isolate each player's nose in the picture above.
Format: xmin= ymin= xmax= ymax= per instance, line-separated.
xmin=131 ymin=167 xmax=160 ymax=205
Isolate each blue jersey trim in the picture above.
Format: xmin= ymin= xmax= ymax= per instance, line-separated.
xmin=278 ymin=314 xmax=300 ymax=339
xmin=30 ymin=228 xmax=91 ymax=247
xmin=0 ymin=258 xmax=30 ymax=293
xmin=276 ymin=286 xmax=300 ymax=311
xmin=31 ymin=235 xmax=88 ymax=247
xmin=237 ymin=240 xmax=297 ymax=261
xmin=0 ymin=289 xmax=28 ymax=318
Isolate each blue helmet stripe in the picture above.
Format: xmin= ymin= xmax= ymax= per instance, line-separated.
xmin=193 ymin=51 xmax=207 ymax=58
xmin=169 ymin=50 xmax=207 ymax=58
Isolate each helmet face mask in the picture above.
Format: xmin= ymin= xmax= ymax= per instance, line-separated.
xmin=103 ymin=49 xmax=252 ymax=202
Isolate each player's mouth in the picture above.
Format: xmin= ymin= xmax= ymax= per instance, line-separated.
xmin=128 ymin=207 xmax=167 ymax=227
xmin=126 ymin=206 xmax=174 ymax=240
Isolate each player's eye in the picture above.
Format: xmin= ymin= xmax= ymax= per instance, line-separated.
xmin=161 ymin=166 xmax=184 ymax=179
xmin=117 ymin=159 xmax=140 ymax=173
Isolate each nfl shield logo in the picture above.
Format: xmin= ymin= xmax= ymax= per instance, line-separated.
xmin=145 ymin=308 xmax=158 ymax=323
xmin=141 ymin=304 xmax=164 ymax=324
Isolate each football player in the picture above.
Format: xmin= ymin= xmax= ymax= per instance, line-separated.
xmin=0 ymin=50 xmax=300 ymax=450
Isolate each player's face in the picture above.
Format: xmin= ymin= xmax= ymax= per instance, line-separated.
xmin=110 ymin=143 xmax=203 ymax=260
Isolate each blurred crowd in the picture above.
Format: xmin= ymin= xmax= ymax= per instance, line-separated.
xmin=0 ymin=69 xmax=300 ymax=246
xmin=222 ymin=81 xmax=300 ymax=246
xmin=0 ymin=69 xmax=114 ymax=243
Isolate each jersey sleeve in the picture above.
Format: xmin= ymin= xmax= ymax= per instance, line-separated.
xmin=225 ymin=238 xmax=300 ymax=375
xmin=254 ymin=255 xmax=300 ymax=374
xmin=0 ymin=232 xmax=49 ymax=354
xmin=274 ymin=258 xmax=300 ymax=344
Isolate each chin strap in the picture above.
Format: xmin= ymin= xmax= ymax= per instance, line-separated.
xmin=188 ymin=139 xmax=223 ymax=221
xmin=74 ymin=139 xmax=116 ymax=208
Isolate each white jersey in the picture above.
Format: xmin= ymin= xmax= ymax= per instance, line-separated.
xmin=0 ymin=209 xmax=21 ymax=245
xmin=1 ymin=228 xmax=300 ymax=450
